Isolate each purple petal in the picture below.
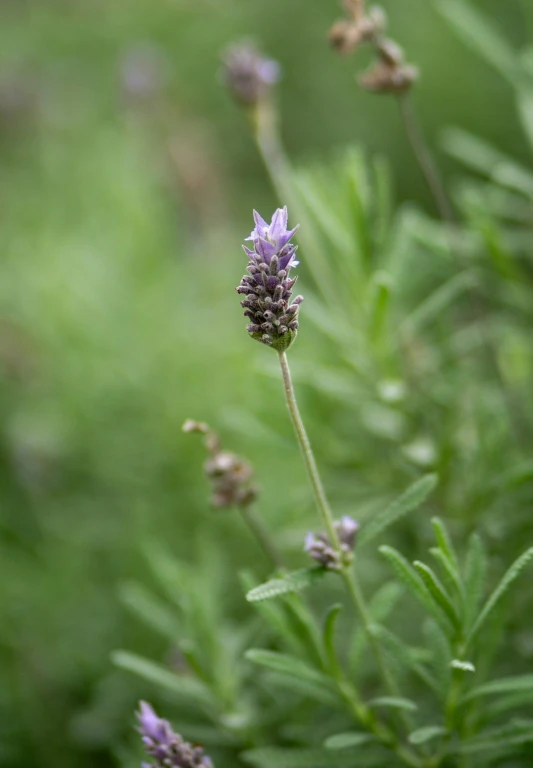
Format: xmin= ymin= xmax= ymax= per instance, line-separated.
xmin=269 ymin=206 xmax=288 ymax=242
xmin=304 ymin=532 xmax=316 ymax=552
xmin=276 ymin=224 xmax=299 ymax=249
xmin=255 ymin=237 xmax=277 ymax=260
xmin=253 ymin=209 xmax=269 ymax=232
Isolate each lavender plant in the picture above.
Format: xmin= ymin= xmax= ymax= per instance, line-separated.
xmin=114 ymin=7 xmax=533 ymax=768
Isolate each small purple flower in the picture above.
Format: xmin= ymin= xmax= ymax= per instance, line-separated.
xmin=237 ymin=207 xmax=303 ymax=351
xmin=137 ymin=702 xmax=213 ymax=768
xmin=221 ymin=42 xmax=281 ymax=105
xmin=305 ymin=516 xmax=359 ymax=570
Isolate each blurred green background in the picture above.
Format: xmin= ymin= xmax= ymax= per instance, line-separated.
xmin=0 ymin=0 xmax=532 ymax=766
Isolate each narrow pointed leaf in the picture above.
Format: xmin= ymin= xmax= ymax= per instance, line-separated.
xmin=435 ymin=0 xmax=520 ymax=84
xmin=368 ymin=696 xmax=418 ymax=711
xmin=324 ymin=732 xmax=375 ymax=749
xmin=118 ymin=581 xmax=181 ymax=641
xmin=379 ymin=546 xmax=449 ymax=629
xmin=408 ymin=726 xmax=448 ymax=745
xmin=245 ymin=649 xmax=336 ymax=694
xmin=111 ymin=651 xmax=214 ymax=709
xmin=323 ymin=604 xmax=343 ymax=675
xmin=463 ymin=533 xmax=487 ymax=630
xmin=414 ymin=561 xmax=462 ymax=632
xmin=246 ymin=568 xmax=326 ymax=602
xmin=462 ymin=675 xmax=533 ymax=703
xmin=360 ymin=475 xmax=437 ymax=546
xmin=467 ymin=547 xmax=533 ymax=646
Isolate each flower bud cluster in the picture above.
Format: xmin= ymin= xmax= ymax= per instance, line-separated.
xmin=137 ymin=701 xmax=213 ymax=768
xmin=329 ymin=4 xmax=418 ymax=95
xmin=305 ymin=516 xmax=359 ymax=570
xmin=221 ymin=42 xmax=281 ymax=106
xmin=236 ymin=207 xmax=303 ymax=352
xmin=183 ymin=420 xmax=259 ymax=509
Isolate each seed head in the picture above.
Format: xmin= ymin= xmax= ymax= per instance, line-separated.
xmin=305 ymin=516 xmax=359 ymax=570
xmin=183 ymin=420 xmax=259 ymax=509
xmin=137 ymin=701 xmax=213 ymax=768
xmin=221 ymin=42 xmax=281 ymax=106
xmin=237 ymin=207 xmax=302 ymax=352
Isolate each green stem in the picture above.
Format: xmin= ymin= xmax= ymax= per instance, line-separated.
xmin=278 ymin=350 xmax=422 ymax=766
xmin=277 ymin=350 xmax=340 ymax=548
xmin=239 ymin=504 xmax=283 ymax=569
xmin=397 ymin=94 xmax=455 ymax=226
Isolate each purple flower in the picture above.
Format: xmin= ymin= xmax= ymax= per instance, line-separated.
xmin=137 ymin=702 xmax=213 ymax=768
xmin=221 ymin=42 xmax=281 ymax=105
xmin=305 ymin=516 xmax=359 ymax=570
xmin=237 ymin=207 xmax=303 ymax=352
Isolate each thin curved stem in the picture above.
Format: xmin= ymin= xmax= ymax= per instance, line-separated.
xmin=397 ymin=94 xmax=455 ymax=226
xmin=239 ymin=504 xmax=284 ymax=569
xmin=277 ymin=350 xmax=340 ymax=548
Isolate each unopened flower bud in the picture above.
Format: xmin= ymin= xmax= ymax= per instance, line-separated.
xmin=221 ymin=42 xmax=281 ymax=106
xmin=305 ymin=516 xmax=359 ymax=570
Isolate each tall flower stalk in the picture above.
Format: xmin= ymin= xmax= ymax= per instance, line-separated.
xmin=236 ymin=208 xmax=422 ymax=767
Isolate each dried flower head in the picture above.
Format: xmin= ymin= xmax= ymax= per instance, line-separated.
xmin=183 ymin=420 xmax=259 ymax=509
xmin=137 ymin=701 xmax=213 ymax=768
xmin=305 ymin=516 xmax=359 ymax=570
xmin=237 ymin=207 xmax=302 ymax=352
xmin=221 ymin=42 xmax=281 ymax=106
xmin=359 ymin=60 xmax=418 ymax=94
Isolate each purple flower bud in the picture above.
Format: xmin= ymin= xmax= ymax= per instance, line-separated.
xmin=336 ymin=516 xmax=359 ymax=550
xmin=221 ymin=42 xmax=281 ymax=106
xmin=237 ymin=207 xmax=302 ymax=352
xmin=137 ymin=702 xmax=214 ymax=768
xmin=305 ymin=517 xmax=359 ymax=570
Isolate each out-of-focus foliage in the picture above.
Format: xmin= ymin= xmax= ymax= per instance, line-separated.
xmin=0 ymin=0 xmax=532 ymax=767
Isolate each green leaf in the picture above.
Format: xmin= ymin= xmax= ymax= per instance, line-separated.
xmin=462 ymin=675 xmax=533 ymax=703
xmin=456 ymin=720 xmax=533 ymax=755
xmin=368 ymin=696 xmax=418 ymax=712
xmin=434 ymin=0 xmax=520 ymax=85
xmin=246 ymin=568 xmax=326 ymax=602
xmin=323 ymin=603 xmax=343 ymax=675
xmin=261 ymin=671 xmax=341 ymax=708
xmin=431 ymin=518 xmax=460 ymax=573
xmin=324 ymin=732 xmax=375 ymax=750
xmin=118 ymin=581 xmax=181 ymax=641
xmin=373 ymin=625 xmax=439 ymax=694
xmin=245 ymin=650 xmax=337 ymax=694
xmin=111 ymin=651 xmax=214 ymax=710
xmin=442 ymin=128 xmax=533 ymax=197
xmin=350 ymin=581 xmax=403 ymax=670
xmin=463 ymin=533 xmax=487 ymax=630
xmin=400 ymin=271 xmax=478 ymax=336
xmin=408 ymin=726 xmax=448 ymax=745
xmin=242 ymin=746 xmax=382 ymax=768
xmin=424 ymin=619 xmax=452 ymax=698
xmin=467 ymin=547 xmax=533 ymax=646
xmin=359 ymin=475 xmax=438 ymax=546
xmin=413 ymin=561 xmax=462 ymax=632
xmin=518 ymin=87 xmax=533 ymax=152
xmin=379 ymin=546 xmax=448 ymax=629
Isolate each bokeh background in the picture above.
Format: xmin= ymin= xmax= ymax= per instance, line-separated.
xmin=0 ymin=1 xmax=532 ymax=767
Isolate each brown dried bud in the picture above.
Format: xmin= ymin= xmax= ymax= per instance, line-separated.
xmin=183 ymin=420 xmax=259 ymax=509
xmin=359 ymin=61 xmax=418 ymax=94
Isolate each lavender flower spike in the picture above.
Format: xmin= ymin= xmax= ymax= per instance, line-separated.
xmin=137 ymin=701 xmax=213 ymax=768
xmin=236 ymin=206 xmax=303 ymax=352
